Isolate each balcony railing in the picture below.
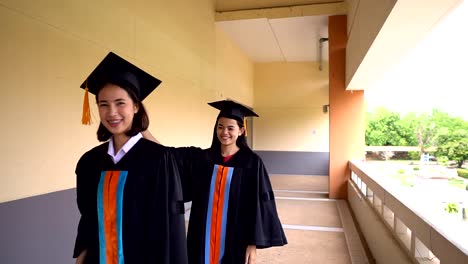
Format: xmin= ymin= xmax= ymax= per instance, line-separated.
xmin=349 ymin=160 xmax=468 ymax=264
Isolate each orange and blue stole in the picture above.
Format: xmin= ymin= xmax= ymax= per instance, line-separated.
xmin=97 ymin=171 xmax=128 ymax=264
xmin=205 ymin=165 xmax=234 ymax=264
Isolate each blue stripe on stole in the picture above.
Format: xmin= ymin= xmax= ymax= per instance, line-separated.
xmin=218 ymin=167 xmax=233 ymax=261
xmin=97 ymin=171 xmax=107 ymax=264
xmin=205 ymin=165 xmax=219 ymax=264
xmin=116 ymin=171 xmax=128 ymax=264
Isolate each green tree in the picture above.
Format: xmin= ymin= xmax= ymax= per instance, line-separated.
xmin=413 ymin=113 xmax=437 ymax=154
xmin=366 ymin=108 xmax=467 ymax=167
xmin=398 ymin=113 xmax=419 ymax=146
xmin=366 ymin=108 xmax=404 ymax=146
xmin=434 ymin=113 xmax=468 ymax=168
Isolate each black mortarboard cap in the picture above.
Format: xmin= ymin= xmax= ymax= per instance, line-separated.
xmin=80 ymin=52 xmax=161 ymax=125
xmin=80 ymin=52 xmax=161 ymax=100
xmin=208 ymin=99 xmax=259 ymax=122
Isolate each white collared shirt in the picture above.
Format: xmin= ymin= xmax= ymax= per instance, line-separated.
xmin=107 ymin=132 xmax=143 ymax=164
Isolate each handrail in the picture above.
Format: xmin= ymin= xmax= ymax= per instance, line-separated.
xmin=349 ymin=160 xmax=468 ymax=264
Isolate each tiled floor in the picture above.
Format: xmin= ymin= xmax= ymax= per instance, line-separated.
xmin=257 ymin=229 xmax=351 ymax=264
xmin=270 ymin=174 xmax=329 ymax=191
xmin=258 ymin=175 xmax=353 ymax=263
xmin=275 ymin=199 xmax=342 ymax=227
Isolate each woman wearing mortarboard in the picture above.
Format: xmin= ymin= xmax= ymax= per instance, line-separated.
xmin=73 ymin=52 xmax=187 ymax=264
xmin=146 ymin=100 xmax=287 ymax=264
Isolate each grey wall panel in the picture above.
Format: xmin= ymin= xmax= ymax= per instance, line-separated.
xmin=0 ymin=189 xmax=78 ymax=264
xmin=255 ymin=151 xmax=329 ymax=176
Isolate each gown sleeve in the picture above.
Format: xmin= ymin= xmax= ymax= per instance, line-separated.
xmin=251 ymin=157 xmax=288 ymax=248
xmin=147 ymin=148 xmax=188 ymax=264
xmin=167 ymin=147 xmax=203 ymax=202
xmin=73 ymin=153 xmax=96 ymax=258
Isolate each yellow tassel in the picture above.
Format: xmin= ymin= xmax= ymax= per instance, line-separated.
xmin=243 ymin=117 xmax=248 ymax=137
xmin=81 ymin=86 xmax=91 ymax=125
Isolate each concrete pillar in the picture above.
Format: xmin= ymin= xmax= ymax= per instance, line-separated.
xmin=328 ymin=15 xmax=365 ymax=199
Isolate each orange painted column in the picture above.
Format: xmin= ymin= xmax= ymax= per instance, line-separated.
xmin=328 ymin=15 xmax=365 ymax=199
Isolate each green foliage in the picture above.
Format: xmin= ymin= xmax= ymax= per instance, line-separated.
xmin=388 ymin=173 xmax=414 ymax=187
xmin=408 ymin=151 xmax=420 ymax=160
xmin=438 ymin=156 xmax=449 ymax=166
xmin=458 ymin=169 xmax=468 ymax=179
xmin=445 ymin=202 xmax=459 ymax=214
xmin=413 ymin=113 xmax=437 ymax=153
xmin=366 ymin=109 xmax=402 ymax=146
xmin=396 ymin=113 xmax=419 ymax=146
xmin=448 ymin=178 xmax=465 ymax=189
xmin=432 ymin=110 xmax=468 ymax=167
xmin=413 ymin=167 xmax=420 ymax=171
xmin=366 ymin=108 xmax=468 ymax=167
xmin=365 ymin=108 xmax=417 ymax=146
xmin=397 ymin=169 xmax=405 ymax=174
xmin=466 ymin=184 xmax=468 ymax=191
xmin=436 ymin=129 xmax=468 ymax=168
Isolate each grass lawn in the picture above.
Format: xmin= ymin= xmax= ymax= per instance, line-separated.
xmin=368 ymin=160 xmax=468 ymax=189
xmin=389 ymin=173 xmax=415 ymax=187
xmin=448 ymin=178 xmax=466 ymax=189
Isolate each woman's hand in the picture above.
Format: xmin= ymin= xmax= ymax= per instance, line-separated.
xmin=245 ymin=245 xmax=257 ymax=264
xmin=76 ymin=250 xmax=87 ymax=264
xmin=142 ymin=130 xmax=160 ymax=144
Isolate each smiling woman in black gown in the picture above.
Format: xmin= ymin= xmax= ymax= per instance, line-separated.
xmin=147 ymin=100 xmax=287 ymax=264
xmin=73 ymin=52 xmax=187 ymax=264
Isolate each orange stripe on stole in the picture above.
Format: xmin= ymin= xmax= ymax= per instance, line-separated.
xmin=209 ymin=166 xmax=229 ymax=264
xmin=103 ymin=171 xmax=120 ymax=264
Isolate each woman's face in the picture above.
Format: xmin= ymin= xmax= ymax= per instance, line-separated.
xmin=97 ymin=83 xmax=138 ymax=137
xmin=216 ymin=117 xmax=245 ymax=147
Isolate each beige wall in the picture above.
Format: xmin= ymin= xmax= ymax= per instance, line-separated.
xmin=0 ymin=0 xmax=254 ymax=202
xmin=253 ymin=62 xmax=329 ymax=152
xmin=214 ymin=26 xmax=254 ymax=108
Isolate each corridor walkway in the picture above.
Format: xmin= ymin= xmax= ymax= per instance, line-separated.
xmin=259 ymin=175 xmax=370 ymax=264
xmin=185 ymin=175 xmax=370 ymax=264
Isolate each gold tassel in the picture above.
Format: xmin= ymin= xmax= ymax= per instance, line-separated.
xmin=81 ymin=85 xmax=91 ymax=125
xmin=243 ymin=117 xmax=248 ymax=137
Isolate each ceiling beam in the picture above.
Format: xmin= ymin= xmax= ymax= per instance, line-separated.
xmin=346 ymin=0 xmax=462 ymax=90
xmin=215 ymin=3 xmax=347 ymax=21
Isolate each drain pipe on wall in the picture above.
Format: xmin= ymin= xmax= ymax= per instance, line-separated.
xmin=319 ymin=37 xmax=329 ymax=71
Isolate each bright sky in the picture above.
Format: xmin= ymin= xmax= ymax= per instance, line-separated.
xmin=365 ymin=1 xmax=468 ymax=120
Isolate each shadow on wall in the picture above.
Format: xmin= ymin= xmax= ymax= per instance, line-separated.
xmin=0 ymin=189 xmax=79 ymax=264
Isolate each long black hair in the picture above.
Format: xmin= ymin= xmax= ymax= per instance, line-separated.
xmin=95 ymin=81 xmax=149 ymax=142
xmin=210 ymin=114 xmax=249 ymax=150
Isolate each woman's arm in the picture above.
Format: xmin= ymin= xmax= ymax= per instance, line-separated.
xmin=247 ymin=154 xmax=287 ymax=248
xmin=75 ymin=250 xmax=87 ymax=264
xmin=245 ymin=245 xmax=257 ymax=264
xmin=143 ymin=130 xmax=204 ymax=202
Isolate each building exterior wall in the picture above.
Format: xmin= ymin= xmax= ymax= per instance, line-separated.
xmin=0 ymin=0 xmax=254 ymax=203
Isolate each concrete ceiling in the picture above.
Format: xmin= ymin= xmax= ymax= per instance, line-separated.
xmin=214 ymin=0 xmax=462 ymax=92
xmin=216 ymin=0 xmax=344 ymax=12
xmin=216 ymin=16 xmax=329 ymax=62
xmin=214 ymin=0 xmax=344 ymax=62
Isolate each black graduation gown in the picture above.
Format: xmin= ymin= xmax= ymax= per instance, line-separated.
xmin=176 ymin=147 xmax=287 ymax=264
xmin=73 ymin=138 xmax=187 ymax=264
